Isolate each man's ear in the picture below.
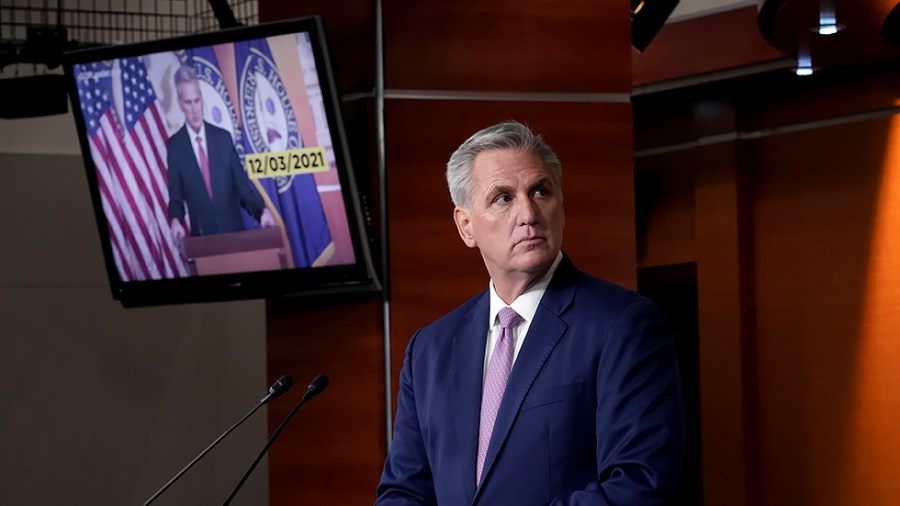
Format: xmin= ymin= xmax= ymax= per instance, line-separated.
xmin=454 ymin=206 xmax=477 ymax=248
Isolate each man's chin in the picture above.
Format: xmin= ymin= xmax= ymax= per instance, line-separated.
xmin=512 ymin=250 xmax=556 ymax=273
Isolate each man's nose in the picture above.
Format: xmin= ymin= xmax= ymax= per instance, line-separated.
xmin=515 ymin=196 xmax=539 ymax=225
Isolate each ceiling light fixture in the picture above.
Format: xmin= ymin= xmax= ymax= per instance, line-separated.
xmin=794 ymin=65 xmax=816 ymax=76
xmin=793 ymin=41 xmax=816 ymax=76
xmin=812 ymin=0 xmax=845 ymax=35
xmin=814 ymin=22 xmax=845 ymax=35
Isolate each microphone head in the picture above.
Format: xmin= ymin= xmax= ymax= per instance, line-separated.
xmin=306 ymin=374 xmax=329 ymax=398
xmin=268 ymin=375 xmax=293 ymax=399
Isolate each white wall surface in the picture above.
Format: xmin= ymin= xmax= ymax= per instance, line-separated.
xmin=0 ymin=113 xmax=269 ymax=505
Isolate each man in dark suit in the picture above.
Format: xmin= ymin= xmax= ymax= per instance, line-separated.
xmin=166 ymin=66 xmax=275 ymax=240
xmin=375 ymin=121 xmax=685 ymax=505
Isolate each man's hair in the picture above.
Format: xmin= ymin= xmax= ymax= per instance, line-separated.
xmin=174 ymin=66 xmax=199 ymax=96
xmin=445 ymin=120 xmax=562 ymax=209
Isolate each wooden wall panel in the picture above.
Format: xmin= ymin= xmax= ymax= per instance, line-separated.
xmin=693 ymin=142 xmax=756 ymax=506
xmin=260 ymin=0 xmax=376 ymax=94
xmin=634 ymin=89 xmax=738 ymax=150
xmin=741 ymin=66 xmax=900 ymax=131
xmin=636 ymin=142 xmax=757 ymax=506
xmin=635 ymin=67 xmax=900 ymax=153
xmin=634 ymin=16 xmax=900 ymax=506
xmin=383 ymin=0 xmax=631 ymax=92
xmin=842 ymin=116 xmax=900 ymax=506
xmin=266 ymin=297 xmax=385 ymax=506
xmin=751 ymin=120 xmax=892 ymax=505
xmin=635 ymin=65 xmax=900 ymax=506
xmin=638 ymin=120 xmax=900 ymax=506
xmin=636 ymin=155 xmax=697 ymax=268
xmin=385 ymin=98 xmax=636 ymax=398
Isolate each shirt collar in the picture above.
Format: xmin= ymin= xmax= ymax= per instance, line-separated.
xmin=189 ymin=122 xmax=207 ymax=145
xmin=488 ymin=251 xmax=563 ymax=328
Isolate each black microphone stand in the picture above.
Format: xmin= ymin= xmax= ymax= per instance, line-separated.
xmin=143 ymin=375 xmax=293 ymax=505
xmin=222 ymin=374 xmax=329 ymax=506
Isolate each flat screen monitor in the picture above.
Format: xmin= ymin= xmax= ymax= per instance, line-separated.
xmin=64 ymin=16 xmax=378 ymax=306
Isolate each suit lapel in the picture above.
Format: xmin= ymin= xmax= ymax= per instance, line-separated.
xmin=474 ymin=257 xmax=578 ymax=499
xmin=449 ymin=293 xmax=490 ymax=500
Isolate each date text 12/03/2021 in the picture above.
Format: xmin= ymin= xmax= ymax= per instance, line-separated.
xmin=245 ymin=146 xmax=329 ymax=180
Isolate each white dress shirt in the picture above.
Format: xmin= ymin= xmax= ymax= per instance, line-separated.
xmin=482 ymin=252 xmax=563 ymax=386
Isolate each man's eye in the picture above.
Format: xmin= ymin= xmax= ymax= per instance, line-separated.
xmin=493 ymin=194 xmax=512 ymax=204
xmin=533 ymin=187 xmax=550 ymax=197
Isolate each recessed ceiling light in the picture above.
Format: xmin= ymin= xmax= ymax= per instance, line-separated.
xmin=812 ymin=7 xmax=845 ymax=36
xmin=792 ymin=55 xmax=817 ymax=76
xmin=811 ymin=22 xmax=846 ymax=35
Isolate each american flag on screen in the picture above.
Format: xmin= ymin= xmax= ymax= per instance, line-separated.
xmin=75 ymin=58 xmax=188 ymax=281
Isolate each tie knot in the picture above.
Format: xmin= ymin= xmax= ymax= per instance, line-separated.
xmin=498 ymin=307 xmax=523 ymax=330
xmin=196 ymin=135 xmax=202 ymax=144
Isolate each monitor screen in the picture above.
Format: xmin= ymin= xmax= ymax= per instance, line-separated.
xmin=64 ymin=16 xmax=378 ymax=306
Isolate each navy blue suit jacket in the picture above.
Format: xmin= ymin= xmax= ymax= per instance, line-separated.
xmin=166 ymin=122 xmax=264 ymax=235
xmin=376 ymin=256 xmax=684 ymax=505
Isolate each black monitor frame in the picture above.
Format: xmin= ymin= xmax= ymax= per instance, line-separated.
xmin=64 ymin=16 xmax=379 ymax=306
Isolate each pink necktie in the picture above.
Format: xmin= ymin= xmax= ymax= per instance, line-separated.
xmin=196 ymin=135 xmax=212 ymax=197
xmin=476 ymin=306 xmax=523 ymax=485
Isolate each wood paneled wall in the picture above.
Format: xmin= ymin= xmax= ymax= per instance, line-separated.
xmin=383 ymin=1 xmax=630 ymax=92
xmin=636 ymin=65 xmax=900 ymax=506
xmin=266 ymin=296 xmax=386 ymax=505
xmin=261 ymin=2 xmax=636 ymax=505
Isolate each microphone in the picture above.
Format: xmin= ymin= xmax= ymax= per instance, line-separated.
xmin=261 ymin=375 xmax=294 ymax=404
xmin=222 ymin=374 xmax=329 ymax=506
xmin=143 ymin=375 xmax=293 ymax=506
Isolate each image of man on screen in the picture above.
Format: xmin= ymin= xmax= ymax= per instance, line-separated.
xmin=166 ymin=65 xmax=275 ymax=241
xmin=375 ymin=121 xmax=685 ymax=505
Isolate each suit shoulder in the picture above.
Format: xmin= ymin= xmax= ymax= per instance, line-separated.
xmin=571 ymin=269 xmax=659 ymax=317
xmin=205 ymin=122 xmax=233 ymax=140
xmin=550 ymin=268 xmax=671 ymax=349
xmin=423 ymin=290 xmax=485 ymax=331
xmin=166 ymin=125 xmax=187 ymax=145
xmin=553 ymin=256 xmax=651 ymax=313
xmin=580 ymin=272 xmax=644 ymax=301
xmin=407 ymin=290 xmax=486 ymax=348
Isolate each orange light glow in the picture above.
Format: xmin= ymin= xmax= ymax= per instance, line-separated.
xmin=844 ymin=115 xmax=900 ymax=504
